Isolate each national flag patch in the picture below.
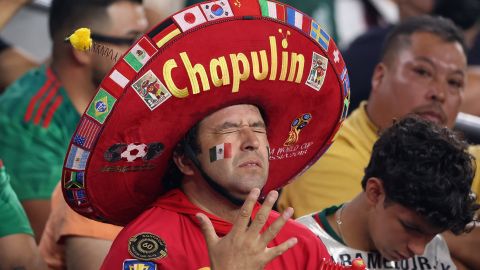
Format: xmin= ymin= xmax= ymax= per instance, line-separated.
xmin=63 ymin=170 xmax=85 ymax=189
xmin=209 ymin=143 xmax=232 ymax=162
xmin=173 ymin=5 xmax=207 ymax=32
xmin=131 ymin=70 xmax=172 ymax=111
xmin=109 ymin=70 xmax=129 ymax=88
xmin=124 ymin=37 xmax=157 ymax=72
xmin=102 ymin=60 xmax=136 ymax=97
xmin=342 ymin=93 xmax=350 ymax=120
xmin=86 ymin=89 xmax=116 ymax=124
xmin=65 ymin=146 xmax=90 ymax=170
xmin=123 ymin=259 xmax=157 ymax=270
xmin=285 ymin=7 xmax=311 ymax=34
xmin=65 ymin=188 xmax=88 ymax=206
xmin=341 ymin=67 xmax=351 ymax=98
xmin=310 ymin=21 xmax=330 ymax=51
xmin=201 ymin=0 xmax=234 ymax=21
xmin=327 ymin=39 xmax=346 ymax=76
xmin=229 ymin=0 xmax=261 ymax=16
xmin=152 ymin=24 xmax=181 ymax=48
xmin=265 ymin=1 xmax=285 ymax=21
xmin=73 ymin=117 xmax=101 ymax=149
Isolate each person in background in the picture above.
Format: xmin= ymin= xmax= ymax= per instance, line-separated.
xmin=39 ymin=183 xmax=122 ymax=270
xmin=0 ymin=0 xmax=38 ymax=92
xmin=343 ymin=0 xmax=480 ymax=113
xmin=38 ymin=1 xmax=187 ymax=268
xmin=0 ymin=160 xmax=47 ymax=269
xmin=278 ymin=15 xmax=480 ymax=269
xmin=0 ymin=0 xmax=148 ymax=243
xmin=342 ymin=0 xmax=436 ymax=111
xmin=297 ymin=116 xmax=478 ymax=270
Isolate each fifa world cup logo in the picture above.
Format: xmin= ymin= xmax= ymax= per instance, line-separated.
xmin=284 ymin=113 xmax=312 ymax=146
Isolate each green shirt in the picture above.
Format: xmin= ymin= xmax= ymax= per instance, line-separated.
xmin=0 ymin=65 xmax=80 ymax=200
xmin=0 ymin=162 xmax=33 ymax=237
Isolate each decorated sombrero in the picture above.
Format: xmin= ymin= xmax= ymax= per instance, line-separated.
xmin=62 ymin=0 xmax=351 ymax=225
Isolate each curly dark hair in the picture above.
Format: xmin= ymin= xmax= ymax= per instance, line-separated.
xmin=361 ymin=115 xmax=479 ymax=234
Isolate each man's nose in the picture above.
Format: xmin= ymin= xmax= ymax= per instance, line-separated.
xmin=427 ymin=78 xmax=446 ymax=103
xmin=407 ymin=236 xmax=429 ymax=256
xmin=240 ymin=128 xmax=260 ymax=151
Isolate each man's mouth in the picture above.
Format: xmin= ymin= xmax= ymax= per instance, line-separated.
xmin=416 ymin=111 xmax=444 ymax=125
xmin=239 ymin=160 xmax=262 ymax=168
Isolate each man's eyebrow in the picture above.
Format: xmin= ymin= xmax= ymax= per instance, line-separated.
xmin=401 ymin=219 xmax=427 ymax=234
xmin=217 ymin=121 xmax=240 ymax=129
xmin=251 ymin=121 xmax=266 ymax=128
xmin=216 ymin=121 xmax=266 ymax=130
xmin=415 ymin=56 xmax=466 ymax=76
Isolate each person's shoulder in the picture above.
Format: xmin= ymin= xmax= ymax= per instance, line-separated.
xmin=278 ymin=213 xmax=331 ymax=259
xmin=105 ymin=207 xmax=182 ymax=265
xmin=295 ymin=211 xmax=318 ymax=222
xmin=468 ymin=145 xmax=480 ymax=157
xmin=0 ymin=65 xmax=78 ymax=132
xmin=1 ymin=66 xmax=48 ymax=101
xmin=281 ymin=214 xmax=319 ymax=240
xmin=0 ymin=66 xmax=54 ymax=123
xmin=116 ymin=206 xmax=181 ymax=239
xmin=428 ymin=234 xmax=449 ymax=246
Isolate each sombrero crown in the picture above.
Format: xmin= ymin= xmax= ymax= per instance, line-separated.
xmin=62 ymin=0 xmax=351 ymax=225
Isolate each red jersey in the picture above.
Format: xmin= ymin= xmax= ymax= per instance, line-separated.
xmin=101 ymin=189 xmax=331 ymax=269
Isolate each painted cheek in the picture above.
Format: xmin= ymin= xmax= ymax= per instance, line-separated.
xmin=208 ymin=143 xmax=233 ymax=163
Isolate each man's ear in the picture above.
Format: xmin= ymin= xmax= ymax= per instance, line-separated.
xmin=365 ymin=177 xmax=385 ymax=206
xmin=70 ymin=45 xmax=93 ymax=66
xmin=172 ymin=152 xmax=195 ymax=176
xmin=371 ymin=63 xmax=386 ymax=94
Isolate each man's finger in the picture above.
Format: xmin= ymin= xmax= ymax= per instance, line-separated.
xmin=264 ymin=237 xmax=298 ymax=263
xmin=230 ymin=188 xmax=260 ymax=235
xmin=259 ymin=207 xmax=293 ymax=245
xmin=248 ymin=190 xmax=278 ymax=235
xmin=196 ymin=213 xmax=219 ymax=246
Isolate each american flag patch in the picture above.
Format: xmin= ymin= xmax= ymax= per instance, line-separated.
xmin=73 ymin=118 xmax=101 ymax=150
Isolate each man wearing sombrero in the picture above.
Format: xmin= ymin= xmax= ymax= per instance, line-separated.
xmin=61 ymin=0 xmax=350 ymax=268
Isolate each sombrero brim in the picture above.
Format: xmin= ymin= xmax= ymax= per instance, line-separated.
xmin=62 ymin=0 xmax=350 ymax=225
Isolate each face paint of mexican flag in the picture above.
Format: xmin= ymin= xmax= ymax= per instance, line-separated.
xmin=209 ymin=143 xmax=232 ymax=162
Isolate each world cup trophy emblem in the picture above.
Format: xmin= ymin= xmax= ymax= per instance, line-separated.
xmin=284 ymin=113 xmax=312 ymax=146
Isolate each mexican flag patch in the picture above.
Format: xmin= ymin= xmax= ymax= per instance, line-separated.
xmin=209 ymin=143 xmax=232 ymax=162
xmin=124 ymin=37 xmax=157 ymax=72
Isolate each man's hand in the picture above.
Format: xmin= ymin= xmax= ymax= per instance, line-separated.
xmin=196 ymin=188 xmax=297 ymax=270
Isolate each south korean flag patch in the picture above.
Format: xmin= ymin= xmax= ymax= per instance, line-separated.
xmin=201 ymin=0 xmax=234 ymax=21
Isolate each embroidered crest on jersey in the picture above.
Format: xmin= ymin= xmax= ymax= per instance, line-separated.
xmin=128 ymin=233 xmax=167 ymax=261
xmin=123 ymin=259 xmax=157 ymax=270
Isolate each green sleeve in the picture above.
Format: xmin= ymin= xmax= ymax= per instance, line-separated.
xmin=0 ymin=166 xmax=33 ymax=237
xmin=0 ymin=68 xmax=80 ymax=200
xmin=0 ymin=113 xmax=68 ymax=200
